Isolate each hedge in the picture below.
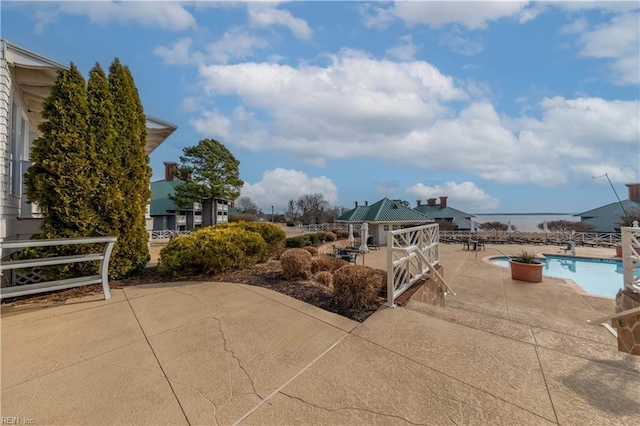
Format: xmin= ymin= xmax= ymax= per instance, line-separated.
xmin=159 ymin=227 xmax=267 ymax=276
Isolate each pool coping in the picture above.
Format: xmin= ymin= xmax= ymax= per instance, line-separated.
xmin=482 ymin=254 xmax=618 ymax=300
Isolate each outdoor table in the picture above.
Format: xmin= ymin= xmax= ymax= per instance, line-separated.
xmin=463 ymin=240 xmax=483 ymax=251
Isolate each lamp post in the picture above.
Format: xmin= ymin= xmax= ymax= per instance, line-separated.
xmin=271 ymin=206 xmax=274 ymax=222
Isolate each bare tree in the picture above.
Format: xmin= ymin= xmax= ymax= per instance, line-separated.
xmin=324 ymin=205 xmax=347 ymax=223
xmin=236 ymin=196 xmax=258 ymax=214
xmin=536 ymin=220 xmax=593 ymax=232
xmin=284 ymin=200 xmax=299 ymax=222
xmin=478 ymin=221 xmax=513 ymax=232
xmin=618 ymin=207 xmax=640 ymax=228
xmin=296 ymin=193 xmax=329 ymax=224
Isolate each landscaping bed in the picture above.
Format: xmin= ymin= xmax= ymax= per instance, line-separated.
xmin=2 ymin=260 xmax=382 ymax=322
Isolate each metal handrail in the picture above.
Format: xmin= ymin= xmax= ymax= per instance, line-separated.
xmin=0 ymin=236 xmax=117 ymax=300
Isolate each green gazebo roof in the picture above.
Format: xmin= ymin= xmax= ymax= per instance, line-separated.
xmin=337 ymin=198 xmax=433 ymax=223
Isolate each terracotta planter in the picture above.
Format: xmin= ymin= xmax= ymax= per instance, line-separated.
xmin=509 ymin=260 xmax=543 ymax=283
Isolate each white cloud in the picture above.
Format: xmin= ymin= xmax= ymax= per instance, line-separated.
xmin=560 ymin=17 xmax=589 ymax=34
xmin=391 ymin=1 xmax=531 ymax=30
xmin=155 ymin=28 xmax=268 ymax=66
xmin=154 ymin=38 xmax=201 ymax=65
xmin=58 ymin=1 xmax=196 ymax=31
xmin=358 ymin=3 xmax=396 ymax=29
xmin=181 ymin=97 xmax=200 ymax=112
xmin=191 ymin=50 xmax=639 ymax=188
xmin=407 ymin=181 xmax=500 ymax=212
xmin=207 ymin=27 xmax=269 ymax=64
xmin=552 ymin=1 xmax=639 ymax=14
xmin=190 ymin=109 xmax=232 ymax=141
xmin=439 ymin=28 xmax=484 ymax=56
xmin=247 ymin=2 xmax=312 ymax=40
xmin=241 ymin=168 xmax=338 ymax=210
xmin=575 ymin=12 xmax=640 ymax=85
xmin=386 ymin=35 xmax=418 ymax=61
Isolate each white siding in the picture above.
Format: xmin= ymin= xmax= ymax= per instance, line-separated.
xmin=0 ymin=44 xmax=18 ymax=239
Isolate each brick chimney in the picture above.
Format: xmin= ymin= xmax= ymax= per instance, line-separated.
xmin=416 ymin=200 xmax=422 ymax=207
xmin=355 ymin=201 xmax=359 ymax=208
xmin=164 ymin=162 xmax=178 ymax=181
xmin=627 ymin=183 xmax=640 ymax=201
xmin=427 ymin=198 xmax=437 ymax=207
xmin=365 ymin=201 xmax=368 ymax=206
xmin=439 ymin=196 xmax=448 ymax=208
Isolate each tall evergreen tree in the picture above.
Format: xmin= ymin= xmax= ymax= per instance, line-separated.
xmin=86 ymin=62 xmax=131 ymax=278
xmin=88 ymin=63 xmax=120 ymax=232
xmin=25 ymin=63 xmax=97 ymax=238
xmin=108 ymin=59 xmax=151 ymax=275
xmin=171 ymin=138 xmax=244 ymax=226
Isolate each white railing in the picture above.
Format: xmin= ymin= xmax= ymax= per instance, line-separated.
xmin=297 ymin=223 xmax=361 ymax=233
xmin=439 ymin=230 xmax=621 ymax=246
xmin=194 ymin=215 xmax=202 ymax=224
xmin=176 ymin=215 xmax=187 ymax=225
xmin=621 ymin=224 xmax=640 ymax=293
xmin=587 ymin=223 xmax=639 ymax=331
xmin=150 ymin=230 xmax=193 ymax=239
xmin=385 ymin=223 xmax=454 ymax=307
xmin=0 ymin=236 xmax=117 ymax=300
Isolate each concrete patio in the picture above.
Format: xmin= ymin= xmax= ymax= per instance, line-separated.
xmin=2 ymin=243 xmax=639 ymax=425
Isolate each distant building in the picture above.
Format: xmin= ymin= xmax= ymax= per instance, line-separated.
xmin=336 ymin=198 xmax=433 ymax=245
xmin=150 ymin=162 xmax=230 ymax=231
xmin=413 ymin=197 xmax=475 ymax=230
xmin=575 ymin=183 xmax=640 ymax=233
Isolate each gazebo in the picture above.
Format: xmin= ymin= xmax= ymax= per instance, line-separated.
xmin=336 ymin=198 xmax=433 ymax=246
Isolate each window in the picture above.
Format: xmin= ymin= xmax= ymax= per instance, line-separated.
xmin=383 ymin=225 xmax=389 ymax=231
xmin=392 ymin=225 xmax=399 ymax=231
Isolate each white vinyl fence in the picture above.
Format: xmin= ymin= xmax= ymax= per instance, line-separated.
xmin=386 ymin=224 xmax=454 ymax=307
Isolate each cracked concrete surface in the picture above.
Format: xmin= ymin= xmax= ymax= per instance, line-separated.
xmin=2 ymin=244 xmax=639 ymax=425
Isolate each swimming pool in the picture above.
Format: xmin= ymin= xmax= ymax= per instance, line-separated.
xmin=490 ymin=255 xmax=624 ymax=298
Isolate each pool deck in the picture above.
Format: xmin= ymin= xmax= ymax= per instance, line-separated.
xmin=2 ymin=243 xmax=639 ymax=425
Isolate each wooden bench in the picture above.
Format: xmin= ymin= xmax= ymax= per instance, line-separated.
xmin=0 ymin=236 xmax=117 ymax=300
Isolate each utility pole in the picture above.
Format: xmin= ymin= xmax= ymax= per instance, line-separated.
xmin=271 ymin=206 xmax=274 ymax=222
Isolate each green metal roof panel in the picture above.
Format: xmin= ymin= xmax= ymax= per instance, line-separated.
xmin=337 ymin=198 xmax=433 ymax=222
xmin=452 ymin=216 xmax=472 ymax=230
xmin=575 ymin=199 xmax=640 ymax=232
xmin=336 ymin=206 xmax=369 ymax=221
xmin=414 ymin=205 xmax=474 ymax=220
xmin=151 ymin=179 xmax=182 ymax=201
xmin=150 ymin=198 xmax=176 ymax=216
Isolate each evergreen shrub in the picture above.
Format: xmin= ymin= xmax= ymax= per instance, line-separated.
xmin=158 ymin=227 xmax=267 ymax=276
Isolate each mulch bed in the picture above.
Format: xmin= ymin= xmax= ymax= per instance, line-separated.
xmin=2 ymin=260 xmax=382 ymax=323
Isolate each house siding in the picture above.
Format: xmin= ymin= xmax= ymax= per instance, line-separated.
xmin=0 ymin=42 xmax=20 ymax=240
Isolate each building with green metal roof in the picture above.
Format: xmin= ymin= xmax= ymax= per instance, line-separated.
xmin=336 ymin=198 xmax=433 ymax=245
xmin=574 ymin=184 xmax=640 ymax=233
xmin=150 ymin=162 xmax=231 ymax=231
xmin=413 ymin=197 xmax=475 ymax=230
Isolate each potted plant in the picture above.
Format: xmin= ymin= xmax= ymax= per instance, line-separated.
xmin=509 ymin=250 xmax=544 ymax=283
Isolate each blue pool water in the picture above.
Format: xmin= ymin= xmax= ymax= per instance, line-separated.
xmin=490 ymin=255 xmax=624 ymax=298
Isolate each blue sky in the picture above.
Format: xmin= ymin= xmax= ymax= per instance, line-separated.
xmin=3 ymin=1 xmax=639 ymax=214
